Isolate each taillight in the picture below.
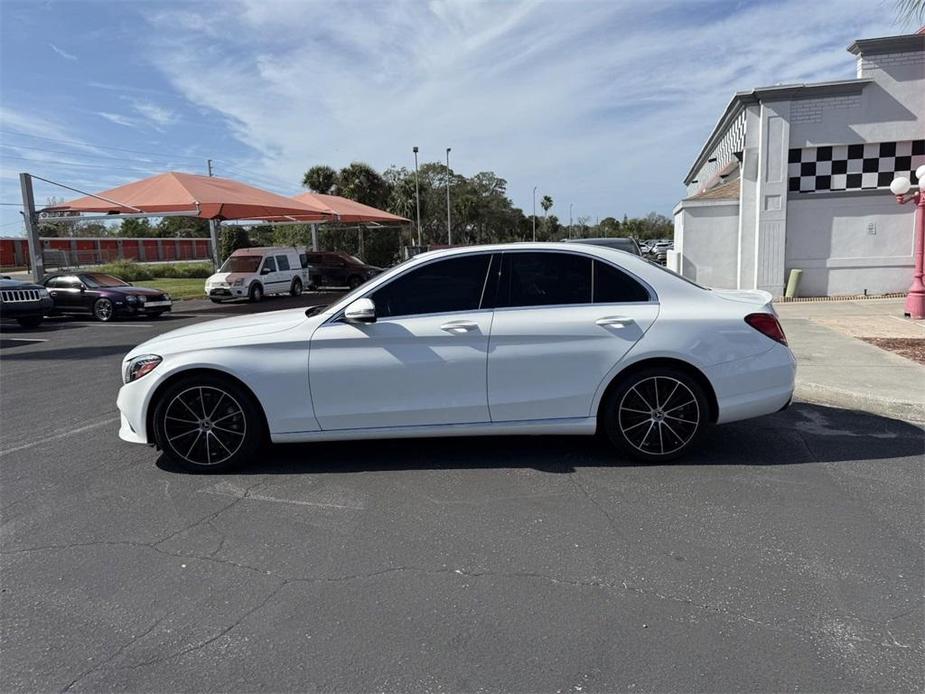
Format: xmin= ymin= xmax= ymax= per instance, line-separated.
xmin=745 ymin=313 xmax=788 ymax=346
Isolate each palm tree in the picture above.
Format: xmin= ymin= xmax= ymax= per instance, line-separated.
xmin=895 ymin=0 xmax=925 ymax=25
xmin=540 ymin=195 xmax=553 ymax=218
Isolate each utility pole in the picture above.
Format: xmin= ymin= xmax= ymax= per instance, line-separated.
xmin=569 ymin=203 xmax=573 ymax=239
xmin=446 ymin=147 xmax=452 ymax=246
xmin=413 ymin=146 xmax=422 ymax=247
xmin=206 ymin=159 xmax=220 ymax=267
xmin=19 ymin=173 xmax=44 ymax=282
xmin=532 ymin=186 xmax=537 ymax=242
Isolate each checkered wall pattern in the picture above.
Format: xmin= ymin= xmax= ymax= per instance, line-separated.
xmin=788 ymin=140 xmax=925 ymax=194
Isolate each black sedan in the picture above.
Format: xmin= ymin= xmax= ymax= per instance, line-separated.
xmin=43 ymin=273 xmax=172 ymax=322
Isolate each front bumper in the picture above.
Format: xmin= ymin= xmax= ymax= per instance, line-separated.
xmin=209 ymin=286 xmax=248 ymax=299
xmin=117 ymin=377 xmax=153 ymax=445
xmin=0 ymin=297 xmax=54 ymax=319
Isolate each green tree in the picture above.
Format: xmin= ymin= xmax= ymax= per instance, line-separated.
xmin=119 ymin=218 xmax=153 ymax=237
xmin=895 ymin=0 xmax=925 ymax=25
xmin=219 ymin=227 xmax=250 ymax=261
xmin=337 ymin=162 xmax=390 ymax=208
xmin=540 ymin=195 xmax=553 ymax=217
xmin=302 ymin=165 xmax=339 ymax=194
xmin=156 ymin=216 xmax=210 ymax=238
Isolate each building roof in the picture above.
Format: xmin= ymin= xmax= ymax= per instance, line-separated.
xmin=683 ymin=79 xmax=871 ymax=185
xmin=847 ymin=32 xmax=925 ymax=55
xmin=686 ymin=179 xmax=740 ymax=201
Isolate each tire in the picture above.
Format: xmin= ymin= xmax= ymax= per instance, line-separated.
xmin=290 ymin=278 xmax=303 ymax=297
xmin=148 ymin=311 xmax=165 ymax=319
xmin=249 ymin=283 xmax=264 ymax=302
xmin=16 ymin=316 xmax=43 ymax=328
xmin=210 ymin=298 xmax=224 ymax=304
xmin=347 ymin=275 xmax=363 ymax=290
xmin=93 ymin=298 xmax=115 ymax=322
xmin=601 ymin=367 xmax=708 ymax=462
xmin=152 ymin=373 xmax=265 ymax=473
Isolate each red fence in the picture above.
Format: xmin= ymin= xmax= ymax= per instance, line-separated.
xmin=0 ymin=236 xmax=214 ymax=270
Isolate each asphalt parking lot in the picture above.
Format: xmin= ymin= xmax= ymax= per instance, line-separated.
xmin=1 ymin=295 xmax=923 ymax=693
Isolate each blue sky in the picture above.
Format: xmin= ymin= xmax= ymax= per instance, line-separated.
xmin=0 ymin=0 xmax=904 ymax=235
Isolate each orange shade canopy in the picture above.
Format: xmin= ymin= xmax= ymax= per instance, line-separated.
xmin=290 ymin=192 xmax=410 ymax=224
xmin=43 ymin=171 xmax=332 ymax=221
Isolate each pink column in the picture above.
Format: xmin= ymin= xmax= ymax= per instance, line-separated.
xmin=904 ymin=191 xmax=925 ymax=320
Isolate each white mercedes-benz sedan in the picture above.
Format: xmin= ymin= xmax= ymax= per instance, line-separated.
xmin=117 ymin=243 xmax=795 ymax=471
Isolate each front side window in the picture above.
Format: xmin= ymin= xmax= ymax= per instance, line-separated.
xmin=261 ymin=257 xmax=277 ymax=273
xmin=371 ymin=254 xmax=493 ymax=318
xmin=500 ymin=252 xmax=591 ymax=308
xmin=276 ymin=255 xmax=291 ymax=271
xmin=593 ymin=260 xmax=650 ymax=303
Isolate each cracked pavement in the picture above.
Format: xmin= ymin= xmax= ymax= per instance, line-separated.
xmin=1 ymin=302 xmax=923 ymax=692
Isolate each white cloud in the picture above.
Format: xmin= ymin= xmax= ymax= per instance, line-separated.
xmin=49 ymin=43 xmax=77 ymax=61
xmin=130 ymin=99 xmax=177 ymax=127
xmin=139 ymin=0 xmax=898 ymax=216
xmin=97 ymin=112 xmax=138 ymax=128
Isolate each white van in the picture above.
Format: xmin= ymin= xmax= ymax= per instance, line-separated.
xmin=205 ymin=247 xmax=312 ymax=303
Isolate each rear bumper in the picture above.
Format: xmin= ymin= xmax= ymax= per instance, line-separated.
xmin=705 ymin=344 xmax=796 ymax=424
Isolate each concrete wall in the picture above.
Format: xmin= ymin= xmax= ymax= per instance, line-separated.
xmin=785 ymin=193 xmax=914 ymax=296
xmin=674 ymin=202 xmax=740 ymax=289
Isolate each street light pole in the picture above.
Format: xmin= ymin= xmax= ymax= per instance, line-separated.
xmin=569 ymin=202 xmax=573 ymax=239
xmin=446 ymin=148 xmax=452 ymax=246
xmin=413 ymin=146 xmax=422 ymax=247
xmin=891 ymin=165 xmax=925 ymax=319
xmin=532 ymin=186 xmax=537 ymax=242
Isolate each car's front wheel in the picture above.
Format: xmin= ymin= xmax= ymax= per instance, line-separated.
xmin=347 ymin=275 xmax=363 ymax=289
xmin=16 ymin=316 xmax=43 ymax=328
xmin=601 ymin=368 xmax=707 ymax=462
xmin=152 ymin=374 xmax=264 ymax=472
xmin=93 ymin=298 xmax=115 ymax=322
xmin=249 ymin=283 xmax=264 ymax=302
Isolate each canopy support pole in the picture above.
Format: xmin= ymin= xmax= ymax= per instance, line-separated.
xmin=209 ymin=219 xmax=221 ymax=267
xmin=358 ymin=226 xmax=365 ymax=259
xmin=19 ymin=173 xmax=44 ymax=282
xmin=311 ymin=223 xmax=319 ymax=251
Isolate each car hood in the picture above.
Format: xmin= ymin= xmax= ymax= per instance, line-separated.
xmin=130 ymin=307 xmax=320 ymax=357
xmin=206 ymin=272 xmax=253 ymax=284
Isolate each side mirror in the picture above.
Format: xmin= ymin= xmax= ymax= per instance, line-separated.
xmin=260 ymin=266 xmax=272 ymax=275
xmin=344 ymin=297 xmax=376 ymax=324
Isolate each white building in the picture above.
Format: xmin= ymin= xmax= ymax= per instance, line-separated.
xmin=673 ymin=29 xmax=924 ymax=297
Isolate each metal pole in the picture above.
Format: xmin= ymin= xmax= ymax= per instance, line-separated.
xmin=209 ymin=219 xmax=221 ymax=267
xmin=207 ymin=159 xmax=214 ymax=177
xmin=569 ymin=203 xmax=573 ymax=239
xmin=413 ymin=146 xmax=422 ymax=247
xmin=311 ymin=223 xmax=319 ymax=251
xmin=446 ymin=148 xmax=452 ymax=246
xmin=19 ymin=173 xmax=44 ymax=282
xmin=532 ymin=186 xmax=537 ymax=242
xmin=903 ymin=190 xmax=925 ymax=319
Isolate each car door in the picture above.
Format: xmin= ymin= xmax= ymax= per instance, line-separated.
xmin=309 ymin=253 xmax=497 ymax=430
xmin=47 ymin=275 xmax=89 ymax=312
xmin=258 ymin=255 xmax=278 ymax=292
xmin=487 ymin=251 xmax=658 ymax=422
xmin=275 ymin=254 xmax=293 ymax=289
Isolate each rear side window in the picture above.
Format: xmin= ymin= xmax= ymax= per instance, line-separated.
xmin=276 ymin=255 xmax=291 ymax=271
xmin=500 ymin=252 xmax=591 ymax=307
xmin=306 ymin=253 xmax=322 ymax=264
xmin=299 ymin=253 xmax=308 ymax=269
xmin=262 ymin=256 xmax=277 ymax=273
xmin=593 ymin=260 xmax=650 ymax=303
xmin=372 ymin=254 xmax=493 ymax=318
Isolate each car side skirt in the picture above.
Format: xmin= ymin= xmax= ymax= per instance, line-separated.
xmin=270 ymin=417 xmax=598 ymax=444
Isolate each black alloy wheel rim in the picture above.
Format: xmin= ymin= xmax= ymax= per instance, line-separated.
xmin=163 ymin=386 xmax=246 ymax=466
xmin=617 ymin=376 xmax=700 ymax=456
xmin=95 ymin=300 xmax=113 ymax=320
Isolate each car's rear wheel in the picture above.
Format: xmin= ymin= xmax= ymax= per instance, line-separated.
xmin=347 ymin=275 xmax=363 ymax=289
xmin=152 ymin=374 xmax=264 ymax=473
xmin=249 ymin=283 xmax=264 ymax=302
xmin=93 ymin=298 xmax=114 ymax=322
xmin=209 ymin=297 xmax=223 ymax=304
xmin=601 ymin=368 xmax=707 ymax=462
xmin=290 ymin=278 xmax=303 ymax=296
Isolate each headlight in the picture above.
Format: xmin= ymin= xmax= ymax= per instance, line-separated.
xmin=232 ymin=278 xmax=245 ymax=287
xmin=38 ymin=288 xmax=50 ymax=298
xmin=126 ymin=295 xmax=139 ymax=303
xmin=123 ymin=354 xmax=162 ymax=384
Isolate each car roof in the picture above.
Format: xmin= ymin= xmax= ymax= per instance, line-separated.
xmin=231 ymin=246 xmax=300 ymax=255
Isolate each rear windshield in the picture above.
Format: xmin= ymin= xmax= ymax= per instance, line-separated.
xmin=220 ymin=255 xmax=261 ymax=273
xmin=644 ymin=259 xmax=709 ymax=290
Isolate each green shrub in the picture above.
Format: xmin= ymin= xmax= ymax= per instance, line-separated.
xmin=94 ymin=260 xmax=213 ymax=281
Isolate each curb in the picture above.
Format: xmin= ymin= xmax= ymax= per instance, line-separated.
xmin=795 ymin=382 xmax=925 ymax=423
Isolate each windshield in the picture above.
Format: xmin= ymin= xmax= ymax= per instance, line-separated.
xmin=81 ymin=273 xmax=129 ymax=288
xmin=220 ymin=255 xmax=262 ymax=273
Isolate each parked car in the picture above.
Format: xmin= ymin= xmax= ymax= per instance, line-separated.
xmin=304 ymin=251 xmax=382 ymax=289
xmin=117 ymin=242 xmax=795 ymax=472
xmin=0 ymin=278 xmax=54 ymax=328
xmin=566 ymin=237 xmax=642 ymax=255
xmin=43 ymin=273 xmax=171 ymax=322
xmin=205 ymin=247 xmax=311 ymax=303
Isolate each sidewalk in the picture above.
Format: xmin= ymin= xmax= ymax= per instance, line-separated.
xmin=776 ymin=298 xmax=925 ymax=422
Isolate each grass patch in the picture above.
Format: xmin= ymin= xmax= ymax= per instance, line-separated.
xmin=94 ymin=260 xmax=213 ymax=281
xmin=147 ymin=277 xmax=207 ymax=301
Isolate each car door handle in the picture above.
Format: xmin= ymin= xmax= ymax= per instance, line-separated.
xmin=595 ymin=316 xmax=634 ymax=328
xmin=440 ymin=320 xmax=479 ymax=334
